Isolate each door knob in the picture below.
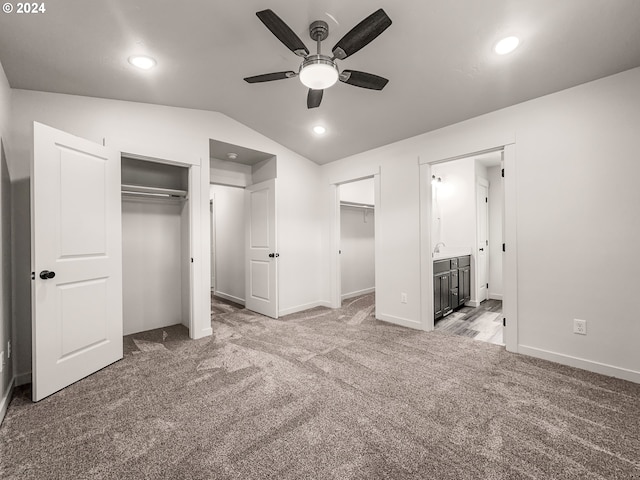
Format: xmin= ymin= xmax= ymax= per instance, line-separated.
xmin=479 ymin=248 xmax=484 ymax=251
xmin=39 ymin=270 xmax=56 ymax=280
xmin=268 ymin=253 xmax=280 ymax=258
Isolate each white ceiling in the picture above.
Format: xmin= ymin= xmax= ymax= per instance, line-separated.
xmin=1 ymin=0 xmax=639 ymax=165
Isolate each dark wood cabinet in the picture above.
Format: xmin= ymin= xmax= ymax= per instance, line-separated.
xmin=434 ymin=260 xmax=452 ymax=320
xmin=459 ymin=266 xmax=471 ymax=305
xmin=434 ymin=255 xmax=471 ymax=320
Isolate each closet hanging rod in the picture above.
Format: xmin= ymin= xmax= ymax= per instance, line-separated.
xmin=121 ymin=184 xmax=187 ymax=198
xmin=340 ymin=201 xmax=374 ymax=210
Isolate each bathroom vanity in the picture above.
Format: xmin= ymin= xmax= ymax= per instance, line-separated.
xmin=434 ymin=255 xmax=471 ymax=320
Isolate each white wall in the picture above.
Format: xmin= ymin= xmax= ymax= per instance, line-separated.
xmin=8 ymin=90 xmax=322 ymax=378
xmin=210 ymin=158 xmax=252 ymax=187
xmin=210 ymin=184 xmax=245 ymax=304
xmin=431 ymin=159 xmax=476 ymax=252
xmin=487 ymin=166 xmax=503 ymax=299
xmin=321 ymin=67 xmax=640 ymax=382
xmin=0 ymin=60 xmax=13 ymax=419
xmin=122 ymin=199 xmax=185 ymax=335
xmin=340 ymin=178 xmax=375 ymax=205
xmin=340 ymin=206 xmax=375 ymax=300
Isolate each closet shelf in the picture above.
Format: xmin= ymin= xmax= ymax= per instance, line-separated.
xmin=121 ymin=184 xmax=187 ymax=199
xmin=340 ymin=201 xmax=374 ymax=210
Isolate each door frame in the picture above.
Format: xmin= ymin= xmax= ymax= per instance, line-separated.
xmin=419 ymin=144 xmax=518 ymax=353
xmin=329 ymin=170 xmax=381 ymax=309
xmin=476 ymin=176 xmax=490 ymax=304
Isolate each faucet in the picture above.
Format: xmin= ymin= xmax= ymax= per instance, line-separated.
xmin=433 ymin=242 xmax=446 ymax=254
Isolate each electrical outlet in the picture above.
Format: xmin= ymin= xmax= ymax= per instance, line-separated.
xmin=573 ymin=319 xmax=587 ymax=335
xmin=401 ymin=293 xmax=408 ymax=304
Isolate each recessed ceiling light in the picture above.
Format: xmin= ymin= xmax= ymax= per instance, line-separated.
xmin=313 ymin=125 xmax=326 ymax=135
xmin=128 ymin=55 xmax=157 ymax=70
xmin=494 ymin=36 xmax=520 ymax=55
xmin=226 ymin=152 xmax=238 ymax=160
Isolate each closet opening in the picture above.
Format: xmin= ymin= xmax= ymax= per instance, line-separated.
xmin=121 ymin=156 xmax=192 ymax=337
xmin=338 ymin=178 xmax=376 ymax=308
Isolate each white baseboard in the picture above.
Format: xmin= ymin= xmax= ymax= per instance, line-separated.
xmin=1 ymin=377 xmax=15 ymax=426
xmin=192 ymin=326 xmax=213 ymax=339
xmin=214 ymin=291 xmax=245 ymax=306
xmin=341 ymin=287 xmax=375 ymax=301
xmin=518 ymin=345 xmax=640 ymax=384
xmin=279 ymin=301 xmax=332 ymax=317
xmin=466 ymin=300 xmax=481 ymax=307
xmin=489 ymin=293 xmax=503 ymax=300
xmin=376 ymin=313 xmax=423 ymax=331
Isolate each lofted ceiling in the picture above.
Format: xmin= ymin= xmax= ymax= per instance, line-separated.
xmin=1 ymin=1 xmax=640 ymax=165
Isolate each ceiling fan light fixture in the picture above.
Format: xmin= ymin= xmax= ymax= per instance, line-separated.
xmin=299 ymin=55 xmax=339 ymax=90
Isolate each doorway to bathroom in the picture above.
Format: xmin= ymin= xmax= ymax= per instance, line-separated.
xmin=419 ymin=145 xmax=518 ymax=352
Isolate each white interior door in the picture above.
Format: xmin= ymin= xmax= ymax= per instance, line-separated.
xmin=31 ymin=122 xmax=123 ymax=401
xmin=244 ymin=179 xmax=278 ymax=318
xmin=477 ymin=179 xmax=489 ymax=302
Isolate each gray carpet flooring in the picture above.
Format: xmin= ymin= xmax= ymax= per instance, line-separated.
xmin=1 ymin=293 xmax=639 ymax=479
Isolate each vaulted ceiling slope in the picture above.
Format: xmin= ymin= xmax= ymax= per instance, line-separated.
xmin=1 ymin=1 xmax=639 ymax=165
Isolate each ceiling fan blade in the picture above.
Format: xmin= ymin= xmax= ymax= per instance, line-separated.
xmin=256 ymin=10 xmax=309 ymax=57
xmin=244 ymin=71 xmax=297 ymax=83
xmin=332 ymin=9 xmax=392 ymax=60
xmin=340 ymin=70 xmax=389 ymax=90
xmin=307 ymin=89 xmax=323 ymax=109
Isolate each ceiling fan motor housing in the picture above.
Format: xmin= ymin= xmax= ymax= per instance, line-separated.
xmin=309 ymin=20 xmax=329 ymax=42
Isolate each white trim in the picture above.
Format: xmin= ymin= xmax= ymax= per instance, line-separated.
xmin=279 ymin=301 xmax=332 ymax=317
xmin=0 ymin=377 xmax=15 ymax=426
xmin=341 ymin=287 xmax=375 ymax=301
xmin=419 ymin=160 xmax=434 ymax=331
xmin=502 ymin=144 xmax=518 ymax=353
xmin=476 ymin=177 xmax=490 ymax=304
xmin=213 ymin=291 xmax=245 ymax=306
xmin=489 ymin=293 xmax=503 ymax=301
xmin=330 ymin=184 xmax=341 ymax=308
xmin=518 ymin=345 xmax=640 ymax=384
xmin=376 ymin=313 xmax=422 ymax=330
xmin=466 ymin=300 xmax=481 ymax=308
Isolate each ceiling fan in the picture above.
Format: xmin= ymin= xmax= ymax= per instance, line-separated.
xmin=244 ymin=8 xmax=392 ymax=109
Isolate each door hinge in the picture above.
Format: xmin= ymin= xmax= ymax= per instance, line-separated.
xmin=501 ymin=168 xmax=504 ymax=177
xmin=191 ymin=258 xmax=194 ymax=263
xmin=486 ymin=283 xmax=489 ymax=288
xmin=502 ymin=243 xmax=505 ymax=252
xmin=485 ymin=197 xmax=488 ymax=203
xmin=31 ymin=272 xmax=35 ymax=280
xmin=503 ymin=318 xmax=506 ymax=327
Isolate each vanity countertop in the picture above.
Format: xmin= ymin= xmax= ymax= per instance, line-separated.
xmin=433 ymin=248 xmax=472 ymax=261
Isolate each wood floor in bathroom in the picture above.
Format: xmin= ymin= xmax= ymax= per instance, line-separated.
xmin=434 ymin=299 xmax=503 ymax=345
